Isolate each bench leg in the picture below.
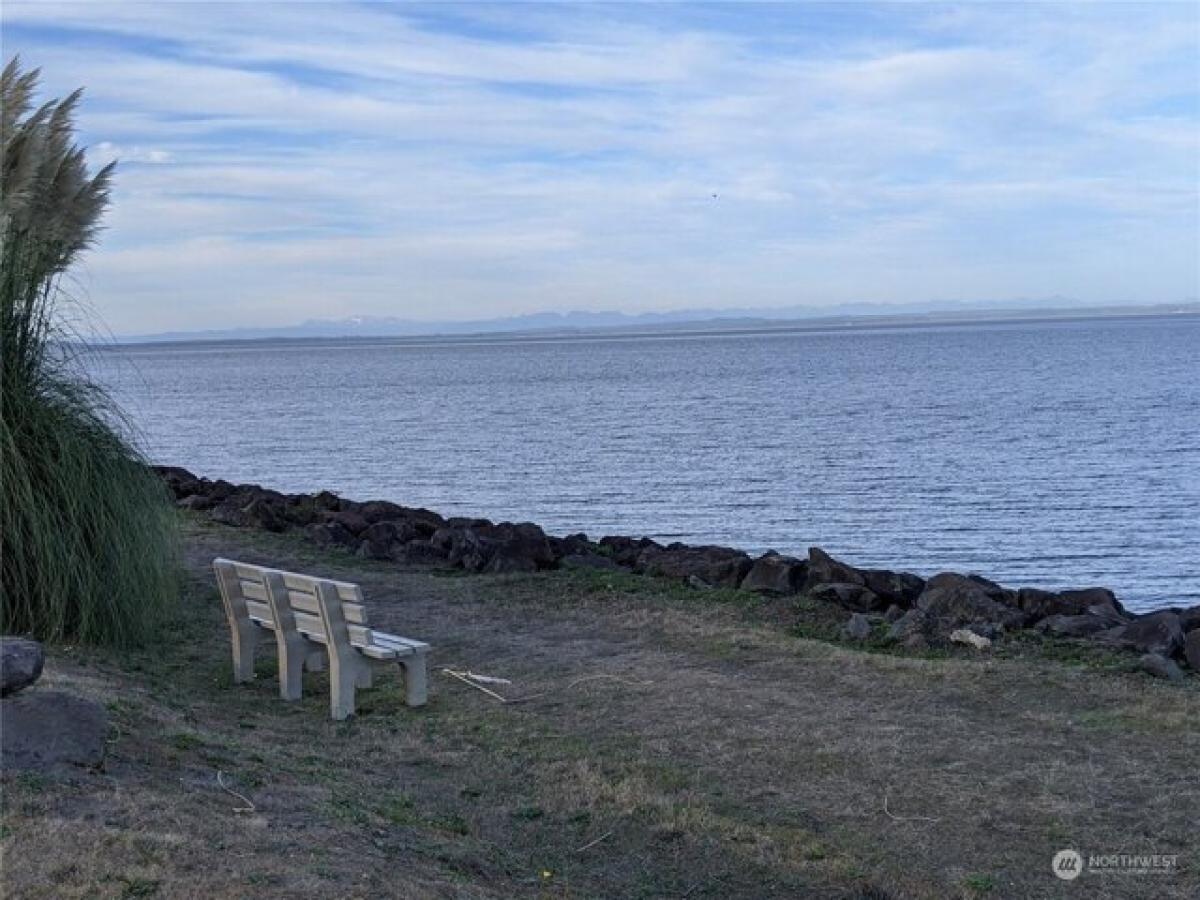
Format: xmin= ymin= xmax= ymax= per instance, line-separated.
xmin=354 ymin=658 xmax=373 ymax=690
xmin=328 ymin=657 xmax=358 ymax=721
xmin=231 ymin=623 xmax=258 ymax=684
xmin=276 ymin=633 xmax=308 ymax=701
xmin=304 ymin=648 xmax=326 ymax=672
xmin=400 ymin=653 xmax=428 ymax=707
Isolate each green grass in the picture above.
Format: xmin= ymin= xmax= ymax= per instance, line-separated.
xmin=1 ymin=59 xmax=179 ymax=647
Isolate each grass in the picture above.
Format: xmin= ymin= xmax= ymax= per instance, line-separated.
xmin=1 ymin=58 xmax=178 ymax=647
xmin=1 ymin=516 xmax=1196 ymax=898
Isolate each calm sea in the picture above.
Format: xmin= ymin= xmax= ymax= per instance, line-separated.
xmin=95 ymin=315 xmax=1200 ymax=612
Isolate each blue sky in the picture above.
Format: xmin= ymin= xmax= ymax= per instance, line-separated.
xmin=5 ymin=1 xmax=1198 ymax=334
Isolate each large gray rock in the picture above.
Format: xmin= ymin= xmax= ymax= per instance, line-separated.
xmin=1100 ymin=611 xmax=1184 ymax=658
xmin=1035 ymin=612 xmax=1120 ymax=638
xmin=804 ymin=548 xmax=924 ymax=608
xmin=1017 ymin=586 xmax=1124 ymax=622
xmin=560 ymin=552 xmax=623 ymax=572
xmin=1180 ymin=606 xmax=1200 ymax=634
xmin=740 ymin=552 xmax=806 ymax=595
xmin=304 ymin=521 xmax=358 ymax=550
xmin=1184 ymin=630 xmax=1200 ymax=672
xmin=843 ymin=613 xmax=872 ymax=641
xmin=1 ymin=639 xmax=44 ymax=696
xmin=1 ymin=691 xmax=108 ymax=770
xmin=637 ymin=544 xmax=752 ymax=588
xmin=1138 ymin=654 xmax=1185 ymax=683
xmin=809 ymin=581 xmax=885 ymax=613
xmin=916 ymin=573 xmax=1024 ymax=630
xmin=886 ymin=609 xmax=930 ymax=649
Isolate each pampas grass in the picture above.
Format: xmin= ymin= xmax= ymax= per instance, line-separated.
xmin=1 ymin=58 xmax=178 ymax=646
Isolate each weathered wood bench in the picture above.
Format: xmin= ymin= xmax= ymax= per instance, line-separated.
xmin=213 ymin=558 xmax=430 ymax=720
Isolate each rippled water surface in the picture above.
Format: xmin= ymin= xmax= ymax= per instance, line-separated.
xmin=96 ymin=316 xmax=1200 ymax=611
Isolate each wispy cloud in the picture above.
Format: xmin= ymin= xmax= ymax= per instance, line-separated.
xmin=5 ymin=1 xmax=1197 ymax=333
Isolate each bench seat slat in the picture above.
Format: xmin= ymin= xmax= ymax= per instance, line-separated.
xmin=241 ymin=580 xmax=367 ymax=624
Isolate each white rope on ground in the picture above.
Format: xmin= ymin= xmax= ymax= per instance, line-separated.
xmin=216 ymin=770 xmax=256 ymax=814
xmin=883 ymin=792 xmax=940 ymax=823
xmin=439 ymin=668 xmax=654 ymax=704
xmin=574 ymin=829 xmax=614 ymax=853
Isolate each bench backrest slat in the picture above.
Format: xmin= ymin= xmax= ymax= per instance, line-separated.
xmin=215 ymin=558 xmax=376 ymax=649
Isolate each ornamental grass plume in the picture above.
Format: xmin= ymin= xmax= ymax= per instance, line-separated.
xmin=1 ymin=57 xmax=178 ymax=646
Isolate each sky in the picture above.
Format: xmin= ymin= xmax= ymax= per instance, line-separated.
xmin=4 ymin=2 xmax=1198 ymax=335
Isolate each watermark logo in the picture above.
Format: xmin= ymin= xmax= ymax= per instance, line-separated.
xmin=1053 ymin=849 xmax=1083 ymax=881
xmin=1052 ymin=849 xmax=1179 ymax=880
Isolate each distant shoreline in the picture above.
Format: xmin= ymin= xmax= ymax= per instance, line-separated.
xmin=111 ymin=304 xmax=1199 ymax=350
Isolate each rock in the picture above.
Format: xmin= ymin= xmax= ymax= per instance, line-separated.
xmin=1017 ymin=586 xmax=1124 ymax=621
xmin=1 ymin=639 xmax=45 ymax=696
xmin=916 ymin=573 xmax=1024 ymax=631
xmin=883 ymin=604 xmax=905 ymax=624
xmin=356 ymin=521 xmax=418 ymax=559
xmin=303 ymin=521 xmax=358 ymax=550
xmin=808 ymin=582 xmax=885 ymax=613
xmin=637 ymin=544 xmax=752 ymax=589
xmin=176 ymin=493 xmax=216 ymax=511
xmin=886 ymin=609 xmax=929 ymax=649
xmin=950 ymin=629 xmax=992 ymax=650
xmin=1180 ymin=606 xmax=1200 ymax=634
xmin=1184 ymin=631 xmax=1200 ymax=671
xmin=1 ymin=691 xmax=108 ymax=771
xmin=549 ymin=533 xmax=593 ymax=560
xmin=325 ymin=510 xmax=369 ymax=536
xmin=804 ymin=548 xmax=924 ymax=607
xmin=359 ymin=500 xmax=406 ymax=524
xmin=209 ymin=500 xmax=248 ymax=527
xmin=482 ymin=522 xmax=556 ymax=573
xmin=207 ymin=480 xmax=237 ymax=502
xmin=687 ymin=574 xmax=712 ymax=591
xmin=560 ymin=552 xmax=622 ymax=572
xmin=312 ymin=490 xmax=341 ymax=511
xmin=1100 ymin=610 xmax=1184 ymax=658
xmin=1138 ymin=653 xmax=1184 ymax=683
xmin=740 ymin=552 xmax=807 ymax=595
xmin=241 ymin=497 xmax=287 ymax=532
xmin=1035 ymin=613 xmax=1118 ymax=638
xmin=599 ymin=536 xmax=662 ymax=568
xmin=843 ymin=613 xmax=872 ymax=641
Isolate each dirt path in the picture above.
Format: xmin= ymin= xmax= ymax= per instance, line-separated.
xmin=4 ymin=521 xmax=1197 ymax=899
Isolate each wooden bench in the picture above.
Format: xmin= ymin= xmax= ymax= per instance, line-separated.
xmin=213 ymin=558 xmax=430 ymax=720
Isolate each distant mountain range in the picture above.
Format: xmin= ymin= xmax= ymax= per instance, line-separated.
xmin=120 ymin=298 xmax=1199 ymax=344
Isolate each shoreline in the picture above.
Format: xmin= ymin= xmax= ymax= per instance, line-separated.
xmin=154 ymin=466 xmax=1200 ymax=679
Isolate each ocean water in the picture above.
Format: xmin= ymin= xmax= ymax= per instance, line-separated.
xmin=94 ymin=315 xmax=1200 ymax=612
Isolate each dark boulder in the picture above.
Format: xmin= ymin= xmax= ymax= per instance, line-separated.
xmin=1 ymin=691 xmax=108 ymax=771
xmin=916 ymin=573 xmax=1024 ymax=631
xmin=809 ymin=582 xmax=884 ymax=613
xmin=242 ymin=497 xmax=287 ymax=532
xmin=804 ymin=548 xmax=923 ymax=607
xmin=637 ymin=544 xmax=752 ymax=589
xmin=1035 ymin=613 xmax=1118 ymax=639
xmin=207 ymin=480 xmax=237 ymax=502
xmin=1138 ymin=653 xmax=1185 ymax=682
xmin=740 ymin=552 xmax=807 ymax=595
xmin=599 ymin=536 xmax=662 ymax=568
xmin=886 ymin=609 xmax=930 ymax=649
xmin=1099 ymin=611 xmax=1184 ymax=658
xmin=304 ymin=521 xmax=358 ymax=550
xmin=177 ymin=493 xmax=216 ymax=511
xmin=1 ymin=639 xmax=44 ymax=696
xmin=359 ymin=500 xmax=405 ymax=524
xmin=1184 ymin=630 xmax=1200 ymax=672
xmin=312 ymin=490 xmax=341 ymax=511
xmin=843 ymin=613 xmax=872 ymax=641
xmin=153 ymin=465 xmax=202 ymax=498
xmin=1018 ymin=586 xmax=1124 ymax=621
xmin=549 ymin=532 xmax=593 ymax=560
xmin=1180 ymin=606 xmax=1200 ymax=634
xmin=325 ymin=510 xmax=369 ymax=536
xmin=482 ymin=522 xmax=556 ymax=573
xmin=209 ymin=500 xmax=248 ymax=528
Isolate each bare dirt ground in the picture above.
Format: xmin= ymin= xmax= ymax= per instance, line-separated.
xmin=3 ymin=518 xmax=1198 ymax=899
